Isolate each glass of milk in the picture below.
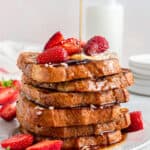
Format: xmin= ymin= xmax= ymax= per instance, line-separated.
xmin=85 ymin=0 xmax=124 ymax=59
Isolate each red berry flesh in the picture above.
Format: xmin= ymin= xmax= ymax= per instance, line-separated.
xmin=60 ymin=38 xmax=82 ymax=55
xmin=1 ymin=134 xmax=34 ymax=150
xmin=44 ymin=31 xmax=64 ymax=51
xmin=26 ymin=140 xmax=63 ymax=150
xmin=0 ymin=104 xmax=16 ymax=121
xmin=84 ymin=36 xmax=109 ymax=56
xmin=37 ymin=46 xmax=68 ymax=64
xmin=125 ymin=111 xmax=144 ymax=132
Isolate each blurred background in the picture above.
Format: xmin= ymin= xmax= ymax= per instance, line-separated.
xmin=0 ymin=0 xmax=149 ymax=67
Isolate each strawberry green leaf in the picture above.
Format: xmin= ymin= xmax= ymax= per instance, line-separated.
xmin=5 ymin=147 xmax=10 ymax=150
xmin=1 ymin=80 xmax=13 ymax=87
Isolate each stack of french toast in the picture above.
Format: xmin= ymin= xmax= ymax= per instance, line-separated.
xmin=16 ymin=33 xmax=134 ymax=150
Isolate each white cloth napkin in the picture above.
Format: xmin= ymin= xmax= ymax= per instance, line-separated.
xmin=0 ymin=41 xmax=43 ymax=72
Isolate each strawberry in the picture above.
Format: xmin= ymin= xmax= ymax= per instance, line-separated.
xmin=12 ymin=80 xmax=21 ymax=90
xmin=44 ymin=31 xmax=64 ymax=50
xmin=60 ymin=38 xmax=82 ymax=55
xmin=26 ymin=140 xmax=63 ymax=150
xmin=84 ymin=36 xmax=109 ymax=56
xmin=1 ymin=80 xmax=13 ymax=88
xmin=0 ymin=104 xmax=16 ymax=121
xmin=1 ymin=134 xmax=34 ymax=150
xmin=80 ymin=41 xmax=86 ymax=48
xmin=37 ymin=46 xmax=68 ymax=64
xmin=0 ymin=87 xmax=18 ymax=105
xmin=125 ymin=111 xmax=144 ymax=132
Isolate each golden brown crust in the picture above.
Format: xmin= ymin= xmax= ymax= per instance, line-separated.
xmin=22 ymin=83 xmax=129 ymax=108
xmin=20 ymin=129 xmax=122 ymax=150
xmin=16 ymin=96 xmax=128 ymax=127
xmin=18 ymin=111 xmax=130 ymax=138
xmin=17 ymin=52 xmax=121 ymax=83
xmin=22 ymin=69 xmax=134 ymax=92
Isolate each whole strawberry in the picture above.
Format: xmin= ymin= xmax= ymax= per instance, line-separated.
xmin=37 ymin=46 xmax=68 ymax=64
xmin=84 ymin=36 xmax=109 ymax=56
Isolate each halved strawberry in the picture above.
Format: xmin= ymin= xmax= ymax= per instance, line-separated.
xmin=44 ymin=31 xmax=64 ymax=50
xmin=84 ymin=36 xmax=109 ymax=56
xmin=26 ymin=140 xmax=63 ymax=150
xmin=125 ymin=111 xmax=144 ymax=132
xmin=1 ymin=134 xmax=34 ymax=150
xmin=0 ymin=87 xmax=18 ymax=105
xmin=0 ymin=103 xmax=16 ymax=121
xmin=37 ymin=46 xmax=68 ymax=64
xmin=12 ymin=80 xmax=21 ymax=90
xmin=60 ymin=38 xmax=82 ymax=55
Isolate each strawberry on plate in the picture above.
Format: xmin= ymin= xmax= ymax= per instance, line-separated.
xmin=84 ymin=36 xmax=109 ymax=56
xmin=0 ymin=80 xmax=20 ymax=105
xmin=0 ymin=80 xmax=13 ymax=88
xmin=44 ymin=31 xmax=64 ymax=50
xmin=26 ymin=140 xmax=63 ymax=150
xmin=0 ymin=103 xmax=16 ymax=121
xmin=124 ymin=111 xmax=144 ymax=132
xmin=60 ymin=38 xmax=82 ymax=55
xmin=37 ymin=46 xmax=68 ymax=64
xmin=12 ymin=80 xmax=21 ymax=90
xmin=0 ymin=87 xmax=19 ymax=105
xmin=1 ymin=134 xmax=34 ymax=150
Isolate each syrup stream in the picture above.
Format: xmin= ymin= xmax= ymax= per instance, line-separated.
xmin=79 ymin=0 xmax=83 ymax=41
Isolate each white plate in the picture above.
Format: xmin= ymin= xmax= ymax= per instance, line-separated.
xmin=129 ymin=54 xmax=150 ymax=69
xmin=129 ymin=84 xmax=150 ymax=96
xmin=134 ymin=78 xmax=150 ymax=87
xmin=133 ymin=72 xmax=150 ymax=80
xmin=0 ymin=94 xmax=150 ymax=150
xmin=129 ymin=65 xmax=150 ymax=76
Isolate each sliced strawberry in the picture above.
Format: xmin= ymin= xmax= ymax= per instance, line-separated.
xmin=125 ymin=111 xmax=144 ymax=132
xmin=1 ymin=134 xmax=34 ymax=150
xmin=37 ymin=46 xmax=68 ymax=64
xmin=60 ymin=38 xmax=82 ymax=55
xmin=26 ymin=140 xmax=63 ymax=150
xmin=0 ymin=104 xmax=16 ymax=121
xmin=84 ymin=36 xmax=109 ymax=56
xmin=44 ymin=31 xmax=64 ymax=50
xmin=12 ymin=80 xmax=21 ymax=90
xmin=0 ymin=87 xmax=18 ymax=105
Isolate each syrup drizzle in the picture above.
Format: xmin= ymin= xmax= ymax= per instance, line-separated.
xmin=52 ymin=59 xmax=91 ymax=67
